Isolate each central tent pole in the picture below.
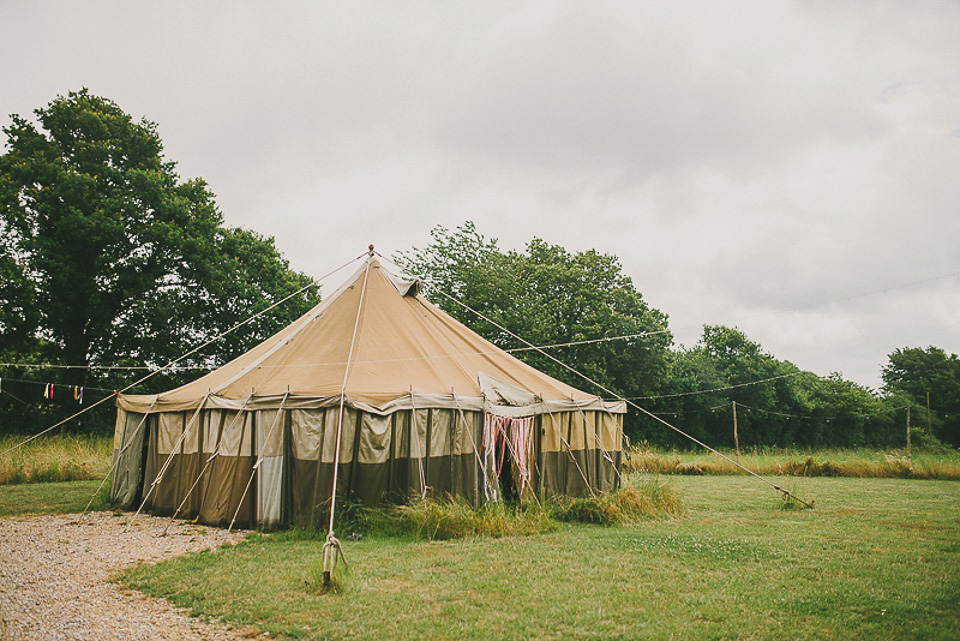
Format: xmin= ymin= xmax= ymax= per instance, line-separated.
xmin=323 ymin=247 xmax=374 ymax=587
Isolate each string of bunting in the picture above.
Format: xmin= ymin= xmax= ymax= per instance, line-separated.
xmin=0 ymin=376 xmax=115 ymax=405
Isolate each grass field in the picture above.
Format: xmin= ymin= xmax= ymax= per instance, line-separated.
xmin=114 ymin=474 xmax=960 ymax=641
xmin=1 ymin=443 xmax=957 ymax=640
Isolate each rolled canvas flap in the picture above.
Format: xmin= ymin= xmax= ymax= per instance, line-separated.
xmin=478 ymin=371 xmax=541 ymax=408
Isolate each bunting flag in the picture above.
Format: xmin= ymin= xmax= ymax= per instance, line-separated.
xmin=74 ymin=385 xmax=83 ymax=404
xmin=43 ymin=383 xmax=54 ymax=399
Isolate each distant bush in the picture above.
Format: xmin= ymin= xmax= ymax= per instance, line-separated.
xmin=909 ymin=427 xmax=953 ymax=453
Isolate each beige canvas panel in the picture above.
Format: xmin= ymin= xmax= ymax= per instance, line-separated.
xmin=598 ymin=412 xmax=622 ymax=452
xmin=358 ymin=412 xmax=392 ymax=464
xmin=219 ymin=411 xmax=252 ymax=456
xmin=204 ymin=410 xmax=233 ymax=454
xmin=568 ymin=412 xmax=590 ymax=451
xmin=203 ymin=410 xmax=221 ymax=454
xmin=541 ymin=410 xmax=564 ymax=453
xmin=257 ymin=410 xmax=285 ymax=457
xmin=319 ymin=408 xmax=339 ymax=463
xmin=573 ymin=411 xmax=598 ymax=452
xmin=184 ymin=412 xmax=200 ymax=453
xmin=291 ymin=408 xmax=325 ymax=460
xmin=157 ymin=413 xmax=184 ymax=455
xmin=320 ymin=407 xmax=357 ymax=464
xmin=556 ymin=413 xmax=576 ymax=450
xmin=393 ymin=412 xmax=411 ymax=457
xmin=583 ymin=412 xmax=598 ymax=452
xmin=157 ymin=410 xmax=201 ymax=455
xmin=411 ymin=409 xmax=428 ymax=460
xmin=452 ymin=409 xmax=479 ymax=456
xmin=429 ymin=409 xmax=453 ymax=458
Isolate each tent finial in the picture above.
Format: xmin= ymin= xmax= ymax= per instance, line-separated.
xmin=368 ymin=244 xmax=375 ymax=256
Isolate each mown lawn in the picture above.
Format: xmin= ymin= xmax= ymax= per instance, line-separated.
xmin=118 ymin=474 xmax=960 ymax=641
xmin=0 ymin=479 xmax=109 ymax=516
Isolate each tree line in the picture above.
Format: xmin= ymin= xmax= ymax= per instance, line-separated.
xmin=2 ymin=91 xmax=957 ymax=449
xmin=397 ymin=224 xmax=959 ymax=450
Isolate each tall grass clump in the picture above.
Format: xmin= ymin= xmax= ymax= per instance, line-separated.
xmin=393 ymin=498 xmax=558 ymax=540
xmin=0 ymin=434 xmax=112 ymax=485
xmin=778 ymin=493 xmax=815 ymax=511
xmin=343 ymin=481 xmax=685 ymax=538
xmin=550 ymin=479 xmax=684 ymax=526
xmin=334 ymin=497 xmax=558 ymax=541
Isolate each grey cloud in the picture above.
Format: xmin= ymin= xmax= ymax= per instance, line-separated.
xmin=2 ymin=0 xmax=959 ymax=389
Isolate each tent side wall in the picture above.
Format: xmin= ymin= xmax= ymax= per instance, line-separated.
xmin=110 ymin=404 xmax=623 ymax=528
xmin=538 ymin=410 xmax=623 ymax=497
xmin=285 ymin=407 xmax=486 ymax=529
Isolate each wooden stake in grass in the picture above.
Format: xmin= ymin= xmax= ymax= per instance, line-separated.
xmin=732 ymin=401 xmax=740 ymax=463
xmin=906 ymin=405 xmax=911 ymax=462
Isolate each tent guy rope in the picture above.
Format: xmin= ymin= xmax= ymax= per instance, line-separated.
xmin=406 ymin=269 xmax=815 ymax=510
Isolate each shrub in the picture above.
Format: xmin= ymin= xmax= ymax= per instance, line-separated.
xmin=549 ymin=480 xmax=683 ymax=526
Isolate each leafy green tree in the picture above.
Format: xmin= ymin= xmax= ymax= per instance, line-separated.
xmin=693 ymin=325 xmax=809 ymax=446
xmin=647 ymin=346 xmax=730 ymax=448
xmin=807 ymin=373 xmax=897 ymax=447
xmin=882 ymin=346 xmax=960 ymax=446
xmin=0 ymin=247 xmax=38 ymax=356
xmin=0 ymin=90 xmax=318 ymax=432
xmin=648 ymin=326 xmax=899 ymax=449
xmin=395 ymin=222 xmax=673 ymax=436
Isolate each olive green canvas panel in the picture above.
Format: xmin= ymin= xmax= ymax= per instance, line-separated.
xmin=110 ymin=410 xmax=148 ymax=510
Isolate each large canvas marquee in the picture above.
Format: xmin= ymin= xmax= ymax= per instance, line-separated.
xmin=110 ymin=257 xmax=625 ymax=529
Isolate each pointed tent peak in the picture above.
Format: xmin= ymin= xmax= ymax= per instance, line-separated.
xmin=363 ymin=258 xmax=421 ymax=298
xmin=368 ymin=243 xmax=375 ymax=255
xmin=118 ymin=249 xmax=626 ymax=416
xmin=314 ymin=255 xmax=416 ymax=308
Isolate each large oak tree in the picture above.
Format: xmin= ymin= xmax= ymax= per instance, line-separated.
xmin=0 ymin=90 xmax=318 ymax=400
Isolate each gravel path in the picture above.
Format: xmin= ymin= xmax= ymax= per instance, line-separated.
xmin=0 ymin=512 xmax=260 ymax=641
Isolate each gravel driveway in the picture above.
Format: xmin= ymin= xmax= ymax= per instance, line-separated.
xmin=0 ymin=512 xmax=258 ymax=641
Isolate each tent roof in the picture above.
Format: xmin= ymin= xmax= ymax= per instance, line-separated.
xmin=118 ymin=258 xmax=625 ymax=416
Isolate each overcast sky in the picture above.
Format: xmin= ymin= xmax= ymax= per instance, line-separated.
xmin=2 ymin=1 xmax=959 ymax=390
